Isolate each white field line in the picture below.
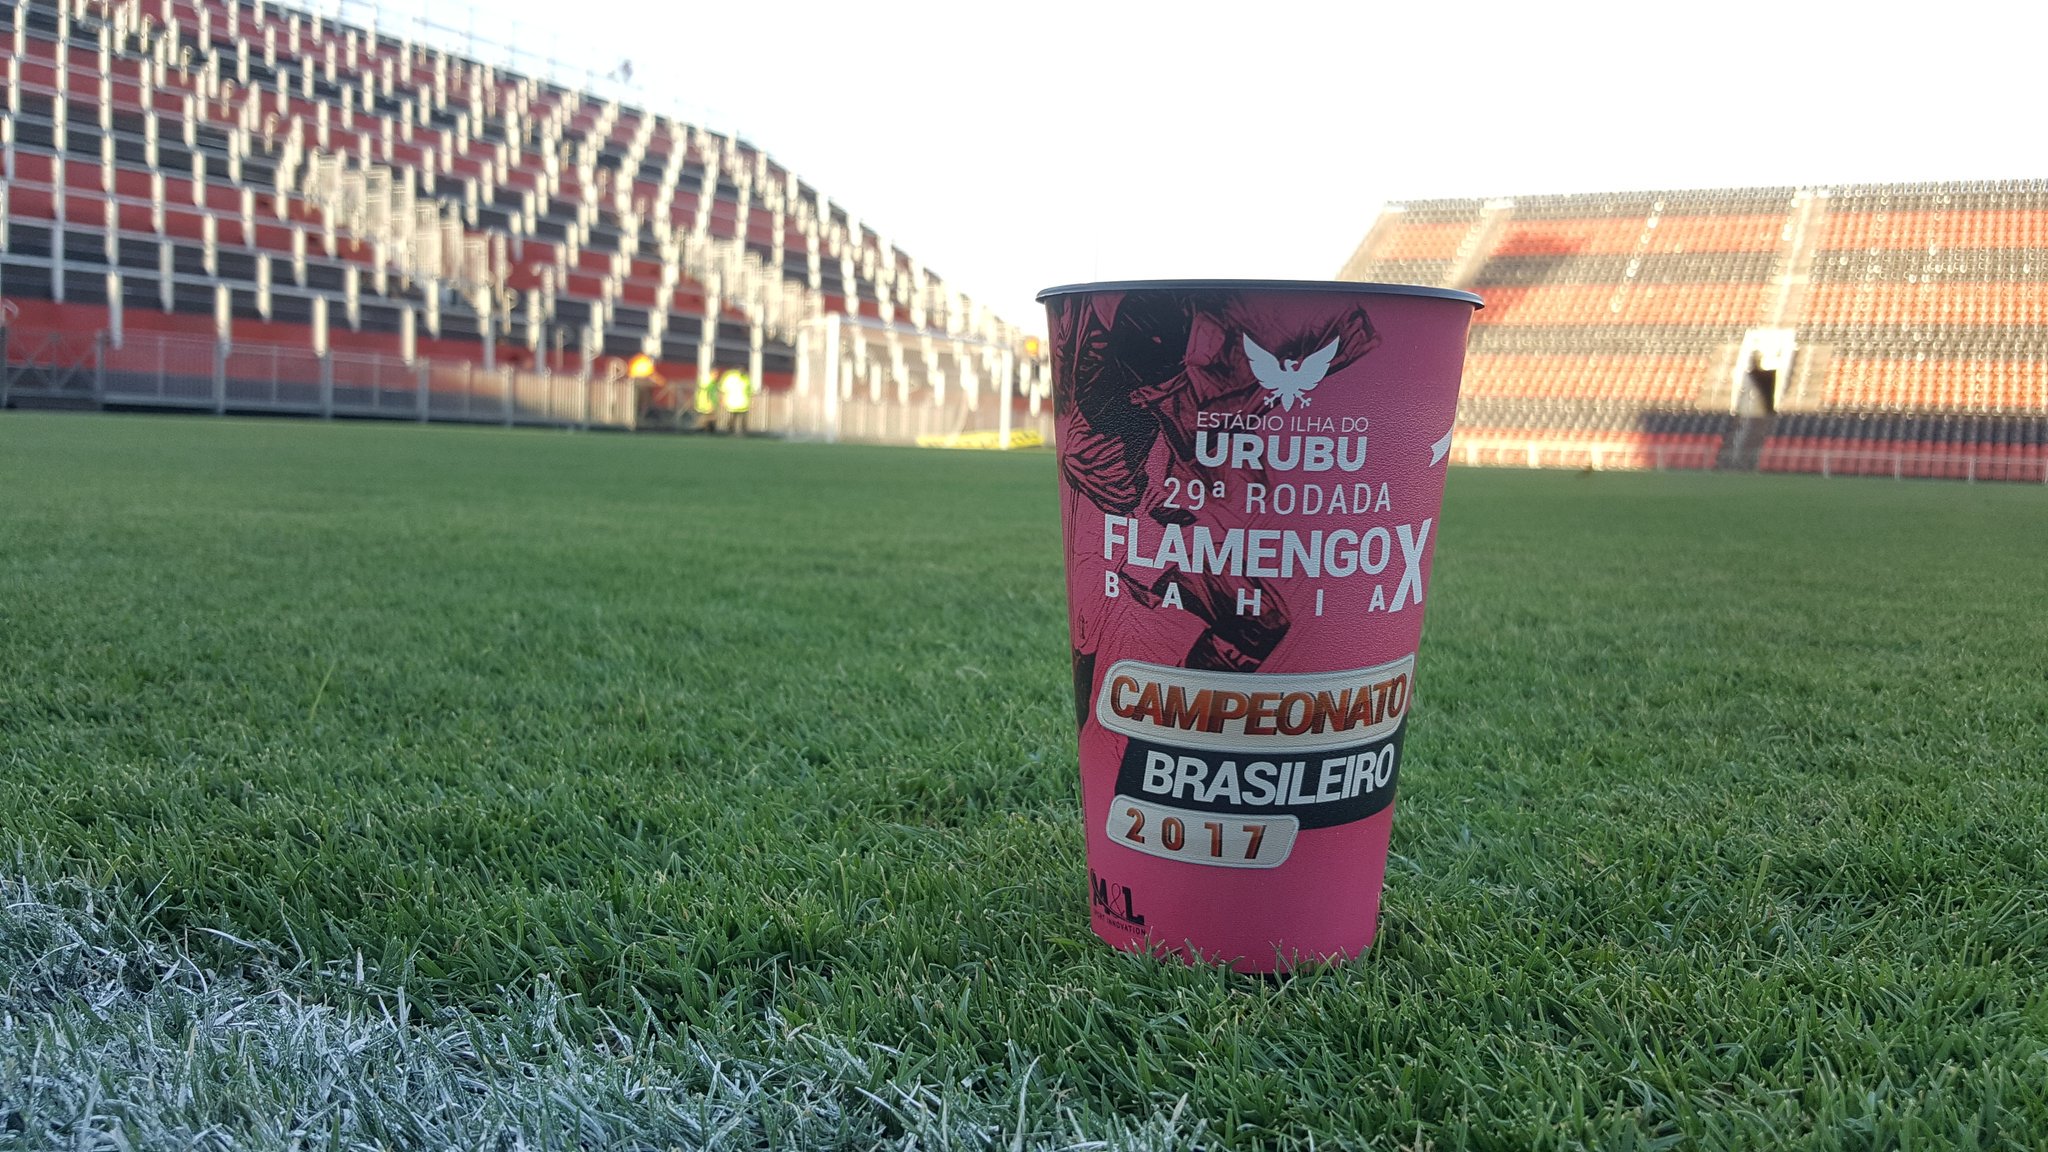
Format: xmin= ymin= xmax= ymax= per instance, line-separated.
xmin=0 ymin=875 xmax=1202 ymax=1151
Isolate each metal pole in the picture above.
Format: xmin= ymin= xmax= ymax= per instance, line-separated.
xmin=417 ymin=360 xmax=429 ymax=422
xmin=748 ymin=320 xmax=764 ymax=407
xmin=215 ymin=283 xmax=230 ymax=414
xmin=320 ymin=354 xmax=333 ymax=418
xmin=997 ymin=346 xmax=1014 ymax=450
xmin=822 ymin=312 xmax=841 ymax=443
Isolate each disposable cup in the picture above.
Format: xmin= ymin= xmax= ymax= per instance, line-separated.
xmin=1038 ymin=279 xmax=1481 ymax=971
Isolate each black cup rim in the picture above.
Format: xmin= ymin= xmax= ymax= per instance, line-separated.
xmin=1034 ymin=279 xmax=1484 ymax=308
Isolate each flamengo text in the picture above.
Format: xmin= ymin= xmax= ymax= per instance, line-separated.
xmin=1102 ymin=514 xmax=1432 ymax=606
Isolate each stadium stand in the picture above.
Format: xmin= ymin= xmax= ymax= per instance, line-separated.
xmin=0 ymin=0 xmax=1042 ymax=442
xmin=1342 ymin=181 xmax=2048 ymax=481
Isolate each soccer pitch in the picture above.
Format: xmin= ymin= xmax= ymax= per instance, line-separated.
xmin=3 ymin=412 xmax=2046 ymax=1148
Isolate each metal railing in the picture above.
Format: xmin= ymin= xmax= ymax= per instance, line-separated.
xmin=318 ymin=0 xmax=752 ymax=147
xmin=1757 ymin=447 xmax=2048 ymax=483
xmin=1450 ymin=437 xmax=2048 ymax=483
xmin=752 ymin=385 xmax=1054 ymax=449
xmin=4 ymin=324 xmax=638 ymax=429
xmin=746 ymin=314 xmax=1053 ymax=449
xmin=1455 ymin=440 xmax=1720 ymax=472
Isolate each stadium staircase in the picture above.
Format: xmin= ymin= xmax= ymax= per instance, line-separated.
xmin=1345 ymin=182 xmax=2048 ymax=482
xmin=0 ymin=0 xmax=1039 ymax=437
xmin=1715 ymin=413 xmax=1773 ymax=472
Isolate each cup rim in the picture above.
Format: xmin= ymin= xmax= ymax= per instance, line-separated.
xmin=1034 ymin=279 xmax=1484 ymax=308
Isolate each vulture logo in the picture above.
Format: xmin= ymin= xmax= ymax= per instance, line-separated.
xmin=1245 ymin=335 xmax=1340 ymax=411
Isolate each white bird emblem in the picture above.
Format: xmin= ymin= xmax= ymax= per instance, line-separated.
xmin=1244 ymin=335 xmax=1341 ymax=411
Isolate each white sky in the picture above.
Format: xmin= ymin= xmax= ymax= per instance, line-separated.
xmin=348 ymin=0 xmax=2045 ymax=334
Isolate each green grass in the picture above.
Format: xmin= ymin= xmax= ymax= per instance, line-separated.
xmin=3 ymin=410 xmax=2047 ymax=1149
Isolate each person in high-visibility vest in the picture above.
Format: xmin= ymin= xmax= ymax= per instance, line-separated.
xmin=718 ymin=367 xmax=752 ymax=436
xmin=693 ymin=371 xmax=720 ymax=434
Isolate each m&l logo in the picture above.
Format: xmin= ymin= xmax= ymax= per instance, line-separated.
xmin=1089 ymin=869 xmax=1144 ymax=927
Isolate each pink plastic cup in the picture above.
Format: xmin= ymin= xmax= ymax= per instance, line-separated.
xmin=1038 ymin=279 xmax=1481 ymax=972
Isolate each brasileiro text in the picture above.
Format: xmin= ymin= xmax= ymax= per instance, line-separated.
xmin=1139 ymin=745 xmax=1397 ymax=809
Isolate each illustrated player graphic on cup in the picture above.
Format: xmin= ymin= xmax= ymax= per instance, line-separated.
xmin=1049 ymin=288 xmax=1382 ymax=717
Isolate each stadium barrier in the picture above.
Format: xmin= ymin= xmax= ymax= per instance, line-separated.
xmin=1452 ymin=436 xmax=2048 ymax=482
xmin=4 ymin=325 xmax=638 ymax=429
xmin=1453 ymin=439 xmax=1720 ymax=471
xmin=1759 ymin=446 xmax=2048 ymax=483
xmin=755 ymin=388 xmax=1055 ymax=449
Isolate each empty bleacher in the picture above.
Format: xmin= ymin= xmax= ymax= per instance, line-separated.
xmin=0 ymin=0 xmax=1033 ymax=436
xmin=1341 ymin=180 xmax=2048 ymax=481
xmin=1450 ymin=399 xmax=1730 ymax=471
xmin=1759 ymin=411 xmax=2047 ymax=481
